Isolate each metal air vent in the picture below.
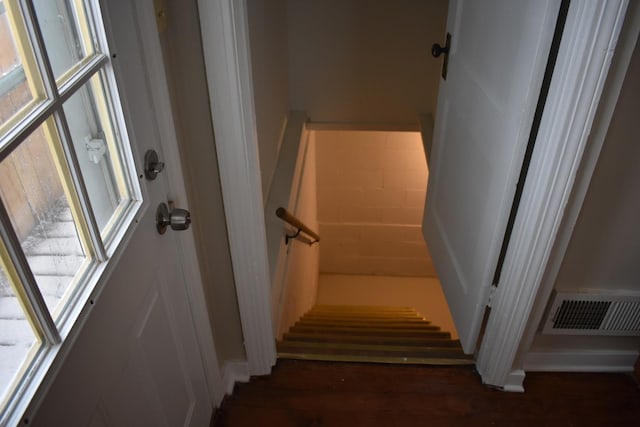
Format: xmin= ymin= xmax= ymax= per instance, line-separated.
xmin=543 ymin=291 xmax=640 ymax=336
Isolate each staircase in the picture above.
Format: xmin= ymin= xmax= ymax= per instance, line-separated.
xmin=277 ymin=305 xmax=474 ymax=365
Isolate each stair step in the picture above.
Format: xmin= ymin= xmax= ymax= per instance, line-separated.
xmin=303 ymin=313 xmax=425 ymax=321
xmin=277 ymin=342 xmax=472 ymax=359
xmin=300 ymin=317 xmax=429 ymax=325
xmin=289 ymin=325 xmax=451 ymax=339
xmin=311 ymin=305 xmax=418 ymax=314
xmin=296 ymin=320 xmax=440 ymax=330
xmin=282 ymin=332 xmax=461 ymax=347
xmin=278 ymin=341 xmax=462 ymax=354
xmin=276 ymin=352 xmax=475 ymax=365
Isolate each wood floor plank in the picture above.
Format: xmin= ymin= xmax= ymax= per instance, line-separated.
xmin=213 ymin=360 xmax=640 ymax=427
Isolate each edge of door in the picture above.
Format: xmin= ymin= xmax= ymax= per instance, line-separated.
xmin=198 ymin=0 xmax=277 ymax=377
xmin=476 ymin=0 xmax=631 ymax=390
xmin=132 ymin=0 xmax=226 ymax=406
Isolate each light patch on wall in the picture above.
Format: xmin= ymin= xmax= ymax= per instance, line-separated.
xmin=315 ymin=130 xmax=434 ymax=276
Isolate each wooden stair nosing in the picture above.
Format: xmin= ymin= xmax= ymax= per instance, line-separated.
xmin=308 ymin=309 xmax=419 ymax=316
xmin=294 ymin=322 xmax=441 ymax=331
xmin=307 ymin=311 xmax=421 ymax=318
xmin=288 ymin=326 xmax=451 ymax=339
xmin=276 ymin=352 xmax=475 ymax=365
xmin=277 ymin=340 xmax=466 ymax=354
xmin=312 ymin=305 xmax=417 ymax=312
xmin=282 ymin=333 xmax=461 ymax=347
xmin=276 ymin=344 xmax=472 ymax=360
xmin=301 ymin=313 xmax=430 ymax=322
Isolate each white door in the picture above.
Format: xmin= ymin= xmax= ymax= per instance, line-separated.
xmin=423 ymin=0 xmax=561 ymax=353
xmin=8 ymin=0 xmax=212 ymax=425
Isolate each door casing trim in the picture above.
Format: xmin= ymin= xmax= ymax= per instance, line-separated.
xmin=476 ymin=0 xmax=630 ymax=389
xmin=199 ymin=0 xmax=631 ymax=388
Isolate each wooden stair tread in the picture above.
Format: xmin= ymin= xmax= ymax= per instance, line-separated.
xmin=296 ymin=320 xmax=439 ymax=330
xmin=277 ymin=340 xmax=467 ymax=354
xmin=303 ymin=313 xmax=425 ymax=320
xmin=282 ymin=333 xmax=461 ymax=347
xmin=313 ymin=305 xmax=417 ymax=311
xmin=277 ymin=345 xmax=472 ymax=359
xmin=300 ymin=314 xmax=431 ymax=323
xmin=290 ymin=326 xmax=449 ymax=338
xmin=276 ymin=353 xmax=475 ymax=365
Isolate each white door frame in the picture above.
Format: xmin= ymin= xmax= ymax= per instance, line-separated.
xmin=132 ymin=0 xmax=226 ymax=404
xmin=198 ymin=0 xmax=629 ymax=387
xmin=198 ymin=0 xmax=276 ymax=376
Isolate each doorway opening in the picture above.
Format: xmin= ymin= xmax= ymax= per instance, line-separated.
xmin=314 ymin=129 xmax=457 ymax=338
xmin=275 ymin=127 xmax=469 ymax=364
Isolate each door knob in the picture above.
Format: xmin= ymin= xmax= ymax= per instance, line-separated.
xmin=156 ymin=202 xmax=191 ymax=234
xmin=431 ymin=43 xmax=449 ymax=58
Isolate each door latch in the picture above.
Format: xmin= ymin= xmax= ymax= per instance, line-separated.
xmin=156 ymin=202 xmax=191 ymax=234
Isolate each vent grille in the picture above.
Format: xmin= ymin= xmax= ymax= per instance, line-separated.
xmin=543 ymin=292 xmax=640 ymax=336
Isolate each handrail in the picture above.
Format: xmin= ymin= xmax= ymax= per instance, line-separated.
xmin=276 ymin=207 xmax=320 ymax=245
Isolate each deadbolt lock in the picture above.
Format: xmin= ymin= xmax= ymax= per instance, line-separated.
xmin=156 ymin=202 xmax=191 ymax=234
xmin=144 ymin=149 xmax=165 ymax=180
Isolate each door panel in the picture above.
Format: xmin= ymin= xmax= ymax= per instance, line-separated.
xmin=424 ymin=0 xmax=561 ymax=353
xmin=29 ymin=0 xmax=211 ymax=425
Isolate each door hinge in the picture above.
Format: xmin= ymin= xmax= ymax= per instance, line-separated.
xmin=487 ymin=285 xmax=499 ymax=308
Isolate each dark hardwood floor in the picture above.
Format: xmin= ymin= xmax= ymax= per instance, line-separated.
xmin=212 ymin=359 xmax=640 ymax=426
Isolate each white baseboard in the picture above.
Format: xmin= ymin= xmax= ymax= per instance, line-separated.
xmin=222 ymin=360 xmax=250 ymax=396
xmin=524 ymin=350 xmax=639 ymax=372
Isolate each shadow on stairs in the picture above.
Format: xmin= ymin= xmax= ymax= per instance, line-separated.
xmin=277 ymin=305 xmax=474 ymax=365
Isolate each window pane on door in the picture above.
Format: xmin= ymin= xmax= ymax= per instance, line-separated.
xmin=32 ymin=0 xmax=95 ymax=82
xmin=0 ymin=261 xmax=41 ymax=406
xmin=63 ymin=74 xmax=126 ymax=234
xmin=0 ymin=3 xmax=45 ymax=133
xmin=0 ymin=123 xmax=88 ymax=317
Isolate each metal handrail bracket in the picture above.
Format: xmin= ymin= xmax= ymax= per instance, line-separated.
xmin=275 ymin=207 xmax=320 ymax=246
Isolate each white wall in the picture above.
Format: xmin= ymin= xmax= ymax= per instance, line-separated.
xmin=287 ymin=0 xmax=448 ymax=126
xmin=276 ymin=132 xmax=320 ymax=338
xmin=316 ymin=130 xmax=435 ymax=276
xmin=316 ymin=274 xmax=457 ymax=339
xmin=553 ymin=40 xmax=640 ymax=293
xmin=159 ymin=0 xmax=245 ymax=363
xmin=247 ymin=0 xmax=290 ymax=200
xmin=524 ymin=26 xmax=640 ymax=368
